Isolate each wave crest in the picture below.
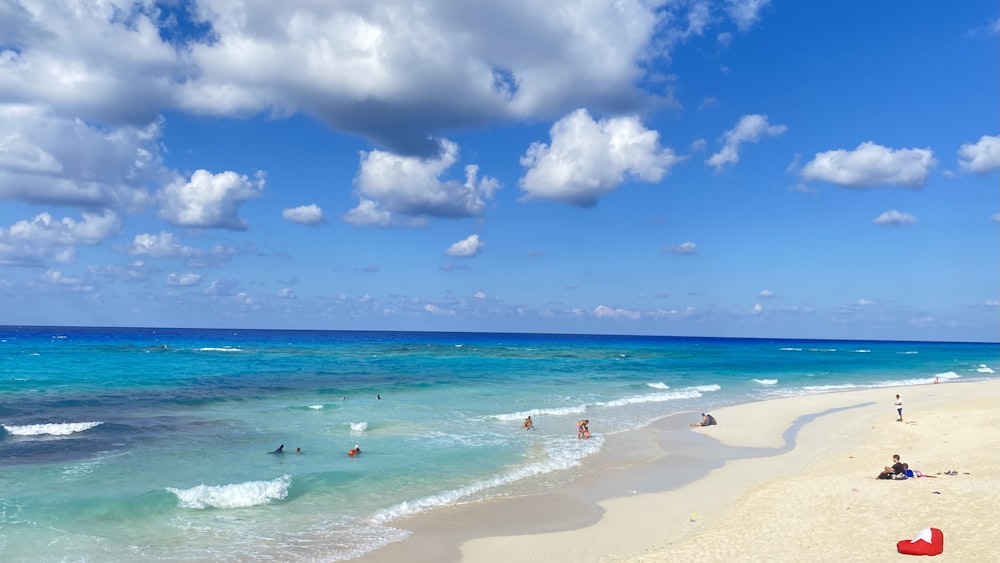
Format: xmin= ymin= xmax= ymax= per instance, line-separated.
xmin=167 ymin=475 xmax=291 ymax=509
xmin=2 ymin=421 xmax=103 ymax=436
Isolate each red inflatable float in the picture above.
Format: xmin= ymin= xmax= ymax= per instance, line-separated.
xmin=897 ymin=527 xmax=943 ymax=556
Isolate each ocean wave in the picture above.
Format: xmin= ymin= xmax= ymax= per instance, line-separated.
xmin=779 ymin=347 xmax=802 ymax=351
xmin=853 ymin=349 xmax=871 ymax=353
xmin=167 ymin=475 xmax=291 ymax=509
xmin=646 ymin=382 xmax=670 ymax=390
xmin=2 ymin=421 xmax=103 ymax=436
xmin=597 ymin=389 xmax=707 ymax=408
xmin=196 ymin=347 xmax=243 ymax=353
xmin=371 ymin=437 xmax=601 ymax=524
xmin=349 ymin=421 xmax=368 ymax=432
xmin=753 ymin=379 xmax=778 ymax=385
xmin=308 ymin=404 xmax=325 ymax=410
xmin=975 ymin=364 xmax=995 ymax=374
xmin=490 ymin=405 xmax=588 ymax=422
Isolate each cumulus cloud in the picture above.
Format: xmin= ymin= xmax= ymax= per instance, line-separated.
xmin=957 ymin=135 xmax=1000 ymax=174
xmin=445 ymin=234 xmax=485 ymax=258
xmin=594 ymin=305 xmax=642 ymax=320
xmin=726 ymin=0 xmax=773 ymax=31
xmin=0 ymin=105 xmax=160 ymax=211
xmin=346 ymin=140 xmax=499 ymax=225
xmin=1 ymin=2 xmax=774 ymax=157
xmin=0 ymin=211 xmax=121 ymax=266
xmin=159 ymin=169 xmax=265 ymax=230
xmin=519 ymin=108 xmax=682 ymax=207
xmin=276 ymin=287 xmax=296 ymax=299
xmin=758 ymin=289 xmax=774 ymax=298
xmin=800 ymin=142 xmax=937 ymax=188
xmin=39 ymin=269 xmax=93 ymax=292
xmin=282 ymin=204 xmax=325 ymax=224
xmin=874 ymin=209 xmax=918 ymax=226
xmin=125 ymin=232 xmax=237 ymax=267
xmin=664 ymin=242 xmax=697 ymax=254
xmin=166 ymin=272 xmax=203 ymax=287
xmin=706 ymin=114 xmax=786 ymax=171
xmin=126 ymin=232 xmax=202 ymax=259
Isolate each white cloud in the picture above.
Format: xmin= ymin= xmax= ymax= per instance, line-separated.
xmin=519 ymin=108 xmax=682 ymax=207
xmin=282 ymin=204 xmax=325 ymax=224
xmin=957 ymin=135 xmax=1000 ymax=174
xmin=1 ymin=2 xmax=773 ymax=156
xmin=166 ymin=273 xmax=203 ymax=287
xmin=594 ymin=305 xmax=642 ymax=320
xmin=424 ymin=303 xmax=454 ymax=316
xmin=758 ymin=289 xmax=774 ymax=298
xmin=348 ymin=140 xmax=499 ymax=225
xmin=445 ymin=234 xmax=485 ymax=258
xmin=992 ymin=213 xmax=1000 ymax=223
xmin=726 ymin=0 xmax=772 ymax=31
xmin=343 ymin=199 xmax=396 ymax=227
xmin=0 ymin=105 xmax=160 ymax=211
xmin=125 ymin=232 xmax=236 ymax=267
xmin=874 ymin=209 xmax=918 ymax=226
xmin=664 ymin=242 xmax=697 ymax=254
xmin=39 ymin=270 xmax=93 ymax=292
xmin=750 ymin=303 xmax=763 ymax=315
xmin=0 ymin=211 xmax=121 ymax=265
xmin=126 ymin=232 xmax=202 ymax=259
xmin=856 ymin=298 xmax=876 ymax=306
xmin=706 ymin=114 xmax=786 ymax=171
xmin=159 ymin=169 xmax=264 ymax=230
xmin=800 ymin=142 xmax=936 ymax=188
xmin=276 ymin=287 xmax=296 ymax=299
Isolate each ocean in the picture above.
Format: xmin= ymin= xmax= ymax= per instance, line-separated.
xmin=1 ymin=326 xmax=996 ymax=562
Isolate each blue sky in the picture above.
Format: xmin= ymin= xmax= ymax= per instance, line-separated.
xmin=1 ymin=0 xmax=997 ymax=341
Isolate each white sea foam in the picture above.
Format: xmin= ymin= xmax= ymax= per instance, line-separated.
xmin=646 ymin=382 xmax=670 ymax=389
xmin=598 ymin=389 xmax=705 ymax=407
xmin=3 ymin=421 xmax=103 ymax=436
xmin=308 ymin=404 xmax=324 ymax=410
xmin=854 ymin=349 xmax=871 ymax=353
xmin=975 ymin=364 xmax=995 ymax=374
xmin=780 ymin=347 xmax=802 ymax=351
xmin=899 ymin=351 xmax=919 ymax=354
xmin=753 ymin=379 xmax=778 ymax=385
xmin=491 ymin=405 xmax=588 ymax=422
xmin=197 ymin=347 xmax=243 ymax=352
xmin=168 ymin=475 xmax=291 ymax=509
xmin=349 ymin=421 xmax=368 ymax=432
xmin=371 ymin=437 xmax=602 ymax=524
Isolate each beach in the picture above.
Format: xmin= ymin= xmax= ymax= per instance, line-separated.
xmin=364 ymin=379 xmax=1000 ymax=562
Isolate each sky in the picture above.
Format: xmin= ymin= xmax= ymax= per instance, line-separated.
xmin=1 ymin=0 xmax=998 ymax=342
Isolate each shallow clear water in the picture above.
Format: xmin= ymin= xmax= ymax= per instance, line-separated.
xmin=1 ymin=326 xmax=996 ymax=561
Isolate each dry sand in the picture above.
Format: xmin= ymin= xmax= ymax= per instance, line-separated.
xmin=358 ymin=380 xmax=999 ymax=563
xmin=459 ymin=380 xmax=1000 ymax=562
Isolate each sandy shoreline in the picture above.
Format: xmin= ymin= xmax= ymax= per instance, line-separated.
xmin=356 ymin=380 xmax=999 ymax=563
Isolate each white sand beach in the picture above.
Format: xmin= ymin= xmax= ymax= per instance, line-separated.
xmin=363 ymin=379 xmax=999 ymax=563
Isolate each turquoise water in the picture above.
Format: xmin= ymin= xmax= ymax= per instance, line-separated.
xmin=1 ymin=326 xmax=996 ymax=561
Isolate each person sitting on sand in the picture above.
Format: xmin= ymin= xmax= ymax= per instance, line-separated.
xmin=877 ymin=454 xmax=905 ymax=479
xmin=523 ymin=416 xmax=534 ymax=430
xmin=691 ymin=413 xmax=717 ymax=427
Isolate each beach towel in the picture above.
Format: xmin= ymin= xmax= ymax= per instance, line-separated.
xmin=897 ymin=527 xmax=944 ymax=556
